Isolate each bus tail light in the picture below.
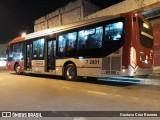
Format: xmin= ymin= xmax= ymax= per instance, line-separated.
xmin=130 ymin=47 xmax=137 ymax=69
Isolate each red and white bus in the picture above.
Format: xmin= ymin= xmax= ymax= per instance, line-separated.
xmin=6 ymin=11 xmax=153 ymax=80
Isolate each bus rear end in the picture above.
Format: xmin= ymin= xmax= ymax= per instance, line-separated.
xmin=124 ymin=13 xmax=153 ymax=76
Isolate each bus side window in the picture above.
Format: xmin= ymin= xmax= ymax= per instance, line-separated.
xmin=89 ymin=26 xmax=103 ymax=49
xmin=58 ymin=35 xmax=66 ymax=57
xmin=33 ymin=38 xmax=44 ymax=58
xmin=77 ymin=30 xmax=87 ymax=50
xmin=66 ymin=32 xmax=77 ymax=52
xmin=105 ymin=22 xmax=123 ymax=41
xmin=58 ymin=32 xmax=77 ymax=57
xmin=77 ymin=26 xmax=103 ymax=50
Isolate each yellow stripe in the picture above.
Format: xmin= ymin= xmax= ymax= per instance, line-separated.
xmin=87 ymin=90 xmax=107 ymax=95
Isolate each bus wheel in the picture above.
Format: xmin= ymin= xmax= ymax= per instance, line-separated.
xmin=15 ymin=64 xmax=20 ymax=74
xmin=65 ymin=64 xmax=77 ymax=81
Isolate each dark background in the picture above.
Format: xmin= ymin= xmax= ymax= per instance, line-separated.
xmin=0 ymin=0 xmax=123 ymax=43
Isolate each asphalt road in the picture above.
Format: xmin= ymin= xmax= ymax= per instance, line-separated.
xmin=0 ymin=71 xmax=160 ymax=120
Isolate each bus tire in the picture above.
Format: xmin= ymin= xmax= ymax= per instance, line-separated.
xmin=15 ymin=63 xmax=20 ymax=74
xmin=64 ymin=64 xmax=78 ymax=81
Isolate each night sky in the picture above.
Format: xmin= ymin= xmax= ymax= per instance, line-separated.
xmin=0 ymin=0 xmax=123 ymax=44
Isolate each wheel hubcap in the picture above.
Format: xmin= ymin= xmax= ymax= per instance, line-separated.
xmin=16 ymin=66 xmax=20 ymax=73
xmin=67 ymin=67 xmax=75 ymax=79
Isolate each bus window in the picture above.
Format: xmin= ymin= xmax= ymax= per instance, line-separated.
xmin=58 ymin=32 xmax=77 ymax=57
xmin=138 ymin=18 xmax=153 ymax=48
xmin=105 ymin=22 xmax=123 ymax=41
xmin=58 ymin=35 xmax=66 ymax=55
xmin=66 ymin=32 xmax=77 ymax=51
xmin=12 ymin=43 xmax=23 ymax=60
xmin=13 ymin=44 xmax=22 ymax=52
xmin=33 ymin=38 xmax=44 ymax=58
xmin=77 ymin=26 xmax=103 ymax=50
xmin=7 ymin=52 xmax=13 ymax=61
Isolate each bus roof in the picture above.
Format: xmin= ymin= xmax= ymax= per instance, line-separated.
xmin=25 ymin=14 xmax=120 ymax=40
xmin=9 ymin=14 xmax=120 ymax=44
xmin=9 ymin=11 xmax=140 ymax=44
xmin=9 ymin=36 xmax=24 ymax=44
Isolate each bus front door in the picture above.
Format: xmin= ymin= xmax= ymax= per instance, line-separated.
xmin=26 ymin=44 xmax=32 ymax=70
xmin=47 ymin=40 xmax=56 ymax=72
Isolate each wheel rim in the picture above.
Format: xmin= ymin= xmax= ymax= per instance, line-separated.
xmin=16 ymin=65 xmax=20 ymax=73
xmin=66 ymin=66 xmax=75 ymax=79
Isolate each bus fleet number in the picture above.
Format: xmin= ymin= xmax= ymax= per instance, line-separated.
xmin=86 ymin=60 xmax=99 ymax=64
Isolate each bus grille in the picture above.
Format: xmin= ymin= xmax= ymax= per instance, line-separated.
xmin=102 ymin=56 xmax=121 ymax=74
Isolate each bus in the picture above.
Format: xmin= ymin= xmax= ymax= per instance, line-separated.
xmin=6 ymin=11 xmax=153 ymax=80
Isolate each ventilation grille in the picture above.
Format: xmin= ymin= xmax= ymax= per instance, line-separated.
xmin=102 ymin=56 xmax=121 ymax=75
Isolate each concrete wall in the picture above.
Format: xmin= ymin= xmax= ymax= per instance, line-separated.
xmin=34 ymin=0 xmax=160 ymax=31
xmin=86 ymin=0 xmax=160 ymax=19
xmin=34 ymin=0 xmax=99 ymax=32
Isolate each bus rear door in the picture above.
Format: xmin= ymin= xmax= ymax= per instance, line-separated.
xmin=26 ymin=44 xmax=32 ymax=71
xmin=46 ymin=39 xmax=56 ymax=72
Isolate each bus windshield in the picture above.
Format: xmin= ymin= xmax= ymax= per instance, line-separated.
xmin=138 ymin=18 xmax=153 ymax=48
xmin=7 ymin=43 xmax=24 ymax=61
